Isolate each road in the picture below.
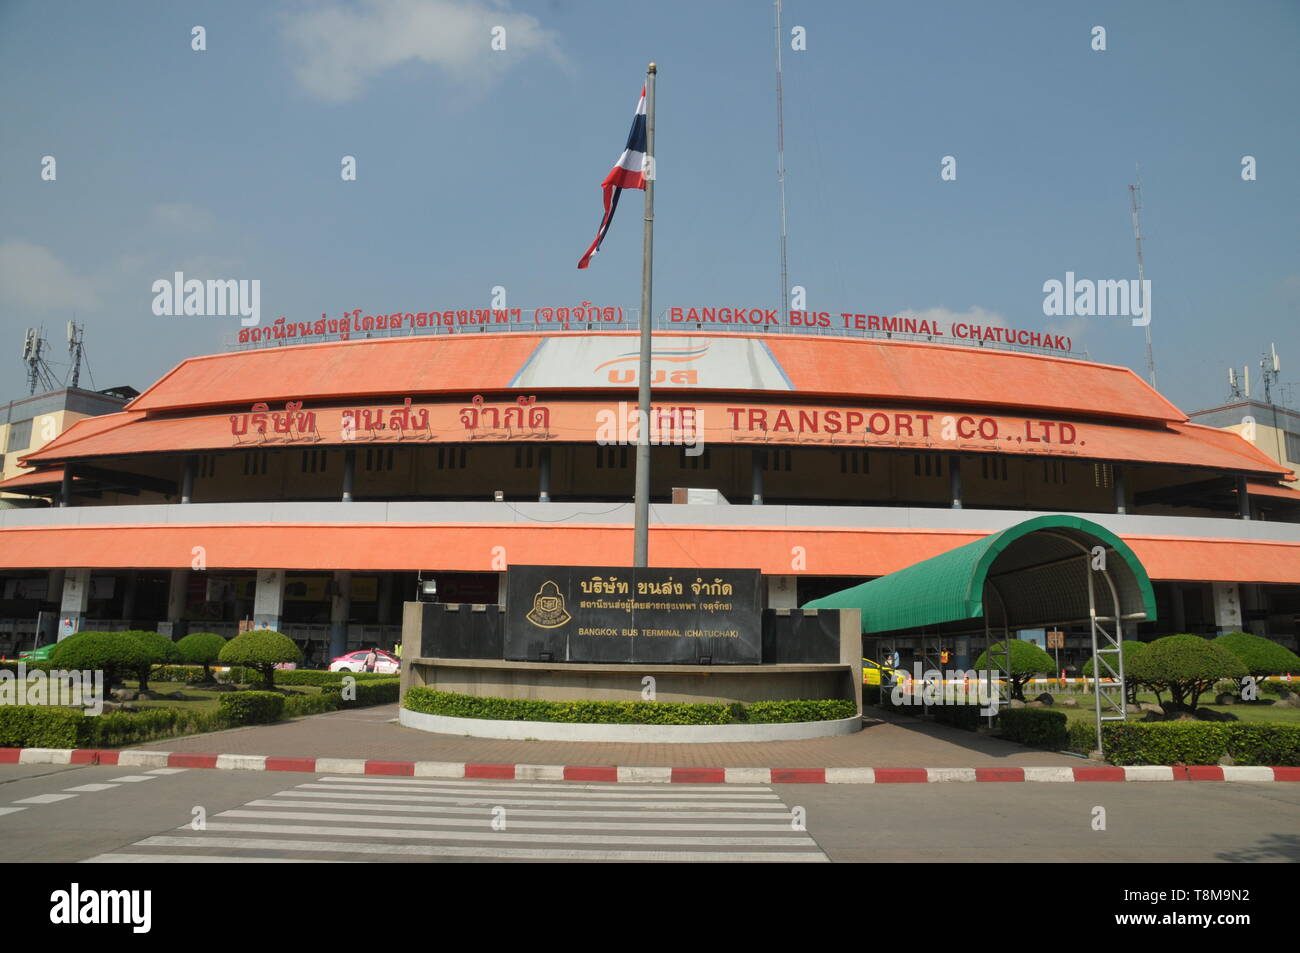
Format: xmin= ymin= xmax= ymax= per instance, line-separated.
xmin=0 ymin=764 xmax=1295 ymax=863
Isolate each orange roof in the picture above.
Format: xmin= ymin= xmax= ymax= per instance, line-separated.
xmin=18 ymin=397 xmax=1290 ymax=477
xmin=0 ymin=467 xmax=65 ymax=491
xmin=0 ymin=521 xmax=1294 ymax=583
xmin=124 ymin=331 xmax=1186 ymax=424
xmin=1246 ymin=481 xmax=1300 ymax=501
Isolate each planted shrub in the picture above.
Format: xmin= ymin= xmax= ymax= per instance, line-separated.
xmin=996 ymin=708 xmax=1068 ymax=748
xmin=123 ymin=631 xmax=180 ymax=692
xmin=218 ymin=691 xmax=285 ymax=725
xmin=1128 ymin=634 xmax=1248 ymax=711
xmin=0 ymin=706 xmax=88 ymax=748
xmin=744 ymin=699 xmax=857 ymax=723
xmin=1214 ymin=632 xmax=1300 ymax=694
xmin=217 ymin=630 xmax=302 ymax=690
xmin=175 ymin=632 xmax=227 ymax=682
xmin=1083 ymin=640 xmax=1148 ymax=703
xmin=973 ymin=640 xmax=1056 ymax=701
xmin=49 ymin=631 xmax=162 ymax=689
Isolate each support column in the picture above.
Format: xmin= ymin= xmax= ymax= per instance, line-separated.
xmin=1211 ymin=582 xmax=1243 ymax=634
xmin=121 ymin=570 xmax=138 ymax=624
xmin=766 ymin=575 xmax=796 ymax=609
xmin=377 ymin=573 xmax=394 ymax=628
xmin=751 ymin=450 xmax=764 ymax=505
xmin=1171 ymin=583 xmax=1186 ymax=635
xmin=166 ymin=569 xmax=189 ymax=639
xmin=1236 ymin=474 xmax=1251 ymax=520
xmin=497 ymin=573 xmax=507 ymax=606
xmin=39 ymin=569 xmax=65 ymax=644
xmin=538 ymin=447 xmax=551 ymax=502
xmin=252 ymin=569 xmax=284 ymax=631
xmin=342 ymin=448 xmax=356 ymax=502
xmin=1114 ymin=465 xmax=1127 ymax=515
xmin=60 ymin=466 xmax=73 ymax=508
xmin=949 ymin=454 xmax=962 ymax=509
xmin=329 ymin=570 xmax=351 ymax=659
xmin=181 ymin=456 xmax=197 ymax=504
xmin=58 ymin=568 xmax=91 ymax=640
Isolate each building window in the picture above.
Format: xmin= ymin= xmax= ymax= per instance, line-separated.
xmin=982 ymin=456 xmax=1009 ymax=481
xmin=365 ymin=447 xmax=394 ymax=472
xmin=840 ymin=451 xmax=869 ymax=475
xmin=243 ymin=451 xmax=269 ymax=476
xmin=436 ymin=447 xmax=468 ymax=469
xmin=1042 ymin=459 xmax=1066 ymax=484
xmin=199 ymin=455 xmax=217 ymax=478
xmin=679 ymin=448 xmax=712 ymax=469
xmin=762 ymin=450 xmax=792 ymax=472
xmin=1093 ymin=463 xmax=1113 ymax=489
xmin=5 ymin=419 xmax=32 ymax=452
xmin=1286 ymin=430 xmax=1300 ymax=464
xmin=596 ymin=446 xmax=630 ymax=469
xmin=914 ymin=453 xmax=943 ymax=477
xmin=300 ymin=449 xmax=329 ymax=473
xmin=514 ymin=446 xmax=535 ymax=469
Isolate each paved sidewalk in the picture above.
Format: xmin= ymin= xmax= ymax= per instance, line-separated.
xmin=130 ymin=705 xmax=1084 ymax=768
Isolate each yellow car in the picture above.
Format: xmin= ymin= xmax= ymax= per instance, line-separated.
xmin=862 ymin=657 xmax=906 ymax=686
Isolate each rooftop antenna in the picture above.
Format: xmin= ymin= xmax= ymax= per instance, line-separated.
xmin=66 ymin=320 xmax=84 ymax=389
xmin=1228 ymin=366 xmax=1242 ymax=400
xmin=775 ymin=0 xmax=789 ymax=325
xmin=1129 ymin=166 xmax=1155 ymax=388
xmin=21 ymin=327 xmax=58 ymax=396
xmin=1260 ymin=343 xmax=1281 ymax=406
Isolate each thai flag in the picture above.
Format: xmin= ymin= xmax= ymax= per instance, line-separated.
xmin=577 ymin=84 xmax=648 ymax=270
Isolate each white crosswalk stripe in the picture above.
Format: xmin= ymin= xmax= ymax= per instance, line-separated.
xmin=81 ymin=775 xmax=828 ymax=863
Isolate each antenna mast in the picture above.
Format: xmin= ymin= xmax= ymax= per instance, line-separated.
xmin=1129 ymin=166 xmax=1155 ymax=388
xmin=775 ymin=0 xmax=789 ymax=322
xmin=67 ymin=320 xmax=84 ymax=389
xmin=21 ymin=327 xmax=58 ymax=396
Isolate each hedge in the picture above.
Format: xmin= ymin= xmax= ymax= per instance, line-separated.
xmin=1260 ymin=679 xmax=1299 ymax=697
xmin=1097 ymin=722 xmax=1300 ymax=766
xmin=223 ymin=667 xmax=394 ymax=687
xmin=995 ymin=709 xmax=1069 ymax=749
xmin=0 ymin=706 xmax=88 ymax=748
xmin=403 ymin=688 xmax=856 ymax=726
xmin=87 ymin=708 xmax=222 ymax=747
xmin=218 ymin=691 xmax=285 ymax=725
xmin=0 ymin=660 xmax=55 ymax=674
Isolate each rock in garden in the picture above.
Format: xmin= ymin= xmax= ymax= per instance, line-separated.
xmin=1034 ymin=692 xmax=1054 ymax=705
xmin=1215 ymin=693 xmax=1236 ymax=705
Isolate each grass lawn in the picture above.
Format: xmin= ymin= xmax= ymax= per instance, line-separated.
xmin=1050 ymin=691 xmax=1300 ymax=725
xmin=123 ymin=680 xmax=324 ymax=714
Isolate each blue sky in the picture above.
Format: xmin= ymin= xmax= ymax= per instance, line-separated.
xmin=1 ymin=0 xmax=1296 ymax=414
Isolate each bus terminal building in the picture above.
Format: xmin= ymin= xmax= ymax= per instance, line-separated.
xmin=1 ymin=317 xmax=1297 ymax=666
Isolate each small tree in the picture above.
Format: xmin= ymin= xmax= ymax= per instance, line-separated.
xmin=218 ymin=629 xmax=302 ymax=690
xmin=49 ymin=630 xmax=173 ymax=690
xmin=973 ymin=639 xmax=1056 ymax=701
xmin=1214 ymin=631 xmax=1300 ymax=696
xmin=1127 ymin=634 xmax=1247 ymax=711
xmin=176 ymin=632 xmax=228 ymax=683
xmin=123 ymin=631 xmax=180 ymax=692
xmin=1083 ymin=640 xmax=1148 ymax=704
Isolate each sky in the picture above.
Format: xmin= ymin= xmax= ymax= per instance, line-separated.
xmin=1 ymin=0 xmax=1297 ymax=415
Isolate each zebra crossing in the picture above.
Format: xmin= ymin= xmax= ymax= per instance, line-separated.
xmin=81 ymin=774 xmax=829 ymax=863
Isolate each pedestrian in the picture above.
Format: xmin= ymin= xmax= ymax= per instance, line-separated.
xmin=363 ymin=646 xmax=377 ymax=673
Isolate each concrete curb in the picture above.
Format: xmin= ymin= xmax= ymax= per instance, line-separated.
xmin=1 ymin=748 xmax=1297 ymax=783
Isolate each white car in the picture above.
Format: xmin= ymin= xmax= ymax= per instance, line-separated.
xmin=328 ymin=649 xmax=400 ymax=674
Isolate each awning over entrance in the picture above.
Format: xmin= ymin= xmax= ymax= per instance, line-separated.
xmin=802 ymin=514 xmax=1157 ymax=634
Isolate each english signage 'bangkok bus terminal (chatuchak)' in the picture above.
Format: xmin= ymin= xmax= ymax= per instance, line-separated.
xmin=0 ymin=308 xmax=1298 ymax=671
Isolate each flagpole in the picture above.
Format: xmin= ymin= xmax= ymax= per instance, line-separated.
xmin=633 ymin=62 xmax=656 ymax=568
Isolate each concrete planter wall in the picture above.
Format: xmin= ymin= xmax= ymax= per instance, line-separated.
xmin=399 ymin=705 xmax=862 ymax=743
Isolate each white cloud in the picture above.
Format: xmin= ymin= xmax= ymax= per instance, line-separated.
xmin=280 ymin=0 xmax=563 ymax=103
xmin=0 ymin=240 xmax=99 ymax=312
xmin=150 ymin=203 xmax=217 ymax=234
xmin=897 ymin=305 xmax=1009 ymax=328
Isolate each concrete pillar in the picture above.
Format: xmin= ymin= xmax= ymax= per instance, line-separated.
xmin=377 ymin=573 xmax=394 ymax=627
xmin=1171 ymin=583 xmax=1186 ymax=634
xmin=58 ymin=568 xmax=91 ymax=640
xmin=342 ymin=448 xmax=356 ymax=502
xmin=1114 ymin=465 xmax=1127 ymax=515
xmin=60 ymin=466 xmax=73 ymax=508
xmin=497 ymin=573 xmax=507 ymax=606
xmin=38 ymin=569 xmax=65 ymax=644
xmin=949 ymin=454 xmax=962 ymax=509
xmin=329 ymin=570 xmax=351 ymax=659
xmin=1236 ymin=474 xmax=1251 ymax=520
xmin=252 ymin=569 xmax=284 ymax=631
xmin=121 ymin=570 xmax=137 ymax=623
xmin=181 ymin=456 xmax=196 ymax=504
xmin=767 ymin=575 xmax=797 ymax=609
xmin=538 ymin=447 xmax=551 ymax=502
xmin=1211 ymin=582 xmax=1243 ymax=634
xmin=166 ymin=569 xmax=189 ymax=639
xmin=751 ymin=450 xmax=764 ymax=505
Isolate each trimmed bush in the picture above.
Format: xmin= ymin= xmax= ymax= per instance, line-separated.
xmin=217 ymin=630 xmax=302 ymax=690
xmin=1128 ymin=634 xmax=1248 ymax=710
xmin=0 ymin=660 xmax=55 ymax=674
xmin=0 ymin=706 xmax=88 ymax=748
xmin=282 ymin=693 xmax=344 ymax=718
xmin=1067 ymin=719 xmax=1097 ymax=754
xmin=973 ymin=640 xmax=1056 ymax=701
xmin=1261 ymin=679 xmax=1300 ymax=697
xmin=996 ymin=708 xmax=1068 ymax=748
xmin=86 ymin=708 xmax=223 ymax=747
xmin=1083 ymin=640 xmax=1148 ymax=703
xmin=123 ymin=631 xmax=180 ymax=692
xmin=930 ymin=704 xmax=986 ymax=730
xmin=403 ymin=688 xmax=855 ymax=726
xmin=148 ymin=665 xmax=212 ymax=684
xmin=49 ymin=631 xmax=169 ymax=689
xmin=225 ymin=667 xmax=391 ymax=687
xmin=218 ymin=691 xmax=285 ymax=725
xmin=175 ymin=633 xmax=227 ymax=682
xmin=1214 ymin=632 xmax=1300 ymax=693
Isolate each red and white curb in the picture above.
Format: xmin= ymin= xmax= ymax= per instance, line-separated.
xmin=1 ymin=749 xmax=1296 ymax=783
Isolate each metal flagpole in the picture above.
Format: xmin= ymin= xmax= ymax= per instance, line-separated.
xmin=633 ymin=62 xmax=656 ymax=567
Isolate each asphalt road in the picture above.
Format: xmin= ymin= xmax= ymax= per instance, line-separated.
xmin=1 ymin=764 xmax=1295 ymax=863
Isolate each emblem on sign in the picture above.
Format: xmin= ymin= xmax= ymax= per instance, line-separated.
xmin=526 ymin=581 xmax=571 ymax=629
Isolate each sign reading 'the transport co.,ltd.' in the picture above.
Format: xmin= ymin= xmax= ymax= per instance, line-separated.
xmin=505 ymin=565 xmax=761 ymax=665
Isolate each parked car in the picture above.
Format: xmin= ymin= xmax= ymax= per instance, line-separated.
xmin=861 ymin=657 xmax=906 ymax=686
xmin=18 ymin=644 xmax=56 ymax=662
xmin=328 ymin=649 xmax=400 ymax=674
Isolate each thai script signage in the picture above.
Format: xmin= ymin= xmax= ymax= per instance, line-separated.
xmin=505 ymin=565 xmax=761 ymax=664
